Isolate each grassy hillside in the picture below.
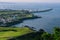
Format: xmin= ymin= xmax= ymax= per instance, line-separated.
xmin=0 ymin=27 xmax=33 ymax=40
xmin=0 ymin=26 xmax=60 ymax=40
xmin=9 ymin=27 xmax=60 ymax=40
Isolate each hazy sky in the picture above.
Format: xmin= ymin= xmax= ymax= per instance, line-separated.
xmin=0 ymin=0 xmax=60 ymax=3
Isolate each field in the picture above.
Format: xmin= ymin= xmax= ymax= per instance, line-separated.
xmin=0 ymin=27 xmax=33 ymax=40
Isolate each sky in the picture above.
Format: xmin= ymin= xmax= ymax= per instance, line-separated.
xmin=0 ymin=0 xmax=60 ymax=3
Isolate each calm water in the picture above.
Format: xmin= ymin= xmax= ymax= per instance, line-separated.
xmin=0 ymin=3 xmax=60 ymax=33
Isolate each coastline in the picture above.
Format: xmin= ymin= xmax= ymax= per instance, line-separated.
xmin=0 ymin=16 xmax=42 ymax=27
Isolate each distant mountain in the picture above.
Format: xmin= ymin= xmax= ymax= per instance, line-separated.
xmin=0 ymin=2 xmax=31 ymax=10
xmin=0 ymin=2 xmax=16 ymax=9
xmin=0 ymin=2 xmax=15 ymax=4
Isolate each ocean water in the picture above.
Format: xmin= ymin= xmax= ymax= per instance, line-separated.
xmin=0 ymin=3 xmax=60 ymax=33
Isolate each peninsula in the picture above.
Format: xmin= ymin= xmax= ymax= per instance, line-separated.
xmin=0 ymin=8 xmax=52 ymax=27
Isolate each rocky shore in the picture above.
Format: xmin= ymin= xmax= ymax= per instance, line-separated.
xmin=0 ymin=15 xmax=41 ymax=27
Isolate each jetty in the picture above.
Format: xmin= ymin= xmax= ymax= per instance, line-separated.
xmin=29 ymin=8 xmax=53 ymax=13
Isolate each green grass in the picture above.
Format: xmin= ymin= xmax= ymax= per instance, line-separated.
xmin=0 ymin=27 xmax=33 ymax=40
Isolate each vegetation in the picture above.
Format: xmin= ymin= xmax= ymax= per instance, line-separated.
xmin=0 ymin=26 xmax=59 ymax=40
xmin=0 ymin=27 xmax=33 ymax=40
xmin=9 ymin=27 xmax=60 ymax=40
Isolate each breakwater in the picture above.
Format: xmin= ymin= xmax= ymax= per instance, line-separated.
xmin=30 ymin=9 xmax=53 ymax=13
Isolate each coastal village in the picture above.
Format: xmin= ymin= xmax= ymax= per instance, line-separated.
xmin=0 ymin=9 xmax=39 ymax=26
xmin=0 ymin=9 xmax=52 ymax=26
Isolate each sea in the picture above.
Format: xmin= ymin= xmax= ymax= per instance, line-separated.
xmin=0 ymin=2 xmax=60 ymax=33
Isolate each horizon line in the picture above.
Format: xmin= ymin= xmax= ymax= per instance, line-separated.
xmin=0 ymin=2 xmax=60 ymax=3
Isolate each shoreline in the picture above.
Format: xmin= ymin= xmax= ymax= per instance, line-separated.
xmin=0 ymin=16 xmax=42 ymax=27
